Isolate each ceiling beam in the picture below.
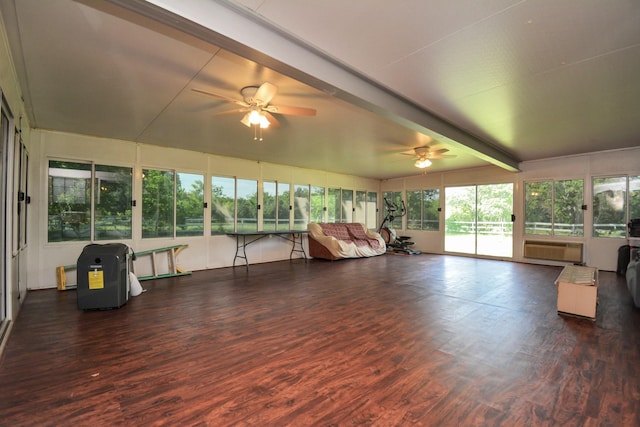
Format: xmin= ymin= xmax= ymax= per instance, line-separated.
xmin=102 ymin=0 xmax=520 ymax=172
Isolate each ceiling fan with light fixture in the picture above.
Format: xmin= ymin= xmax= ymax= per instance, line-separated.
xmin=193 ymin=82 xmax=316 ymax=141
xmin=401 ymin=145 xmax=456 ymax=168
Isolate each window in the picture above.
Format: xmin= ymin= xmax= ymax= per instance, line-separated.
xmin=49 ymin=160 xmax=133 ymax=242
xmin=407 ymin=189 xmax=440 ymax=231
xmin=211 ymin=176 xmax=235 ymax=234
xmin=237 ymin=178 xmax=258 ymax=232
xmin=311 ymin=186 xmax=325 ymax=223
xmin=210 ymin=176 xmax=257 ymax=234
xmin=263 ymin=181 xmax=277 ymax=231
xmin=524 ymin=181 xmax=552 ymax=235
xmin=382 ymin=191 xmax=403 ymax=230
xmin=263 ymin=181 xmax=290 ymax=231
xmin=293 ymin=184 xmax=310 ymax=230
xmin=13 ymin=137 xmax=28 ymax=251
xmin=278 ymin=182 xmax=290 ymax=229
xmin=22 ymin=150 xmax=28 ymax=248
xmin=593 ymin=175 xmax=640 ymax=238
xmin=341 ymin=189 xmax=353 ymax=223
xmin=524 ymin=179 xmax=584 ymax=236
xmin=48 ymin=161 xmax=92 ymax=242
xmin=632 ymin=176 xmax=640 ymax=221
xmin=95 ymin=165 xmax=132 ymax=240
xmin=142 ymin=169 xmax=175 ymax=238
xmin=423 ymin=189 xmax=440 ymax=231
xmin=354 ymin=190 xmax=367 ymax=224
xmin=176 ymin=173 xmax=204 ymax=237
xmin=407 ymin=191 xmax=421 ymax=230
xmin=327 ymin=188 xmax=354 ymax=223
xmin=366 ymin=192 xmax=378 ymax=230
xmin=328 ymin=188 xmax=340 ymax=222
xmin=554 ymin=179 xmax=584 ymax=236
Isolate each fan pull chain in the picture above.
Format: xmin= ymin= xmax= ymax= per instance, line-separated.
xmin=252 ymin=124 xmax=263 ymax=142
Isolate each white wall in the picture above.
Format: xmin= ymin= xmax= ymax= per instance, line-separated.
xmin=19 ymin=127 xmax=640 ymax=291
xmin=29 ymin=129 xmax=381 ymax=289
xmin=520 ymin=148 xmax=640 ymax=271
xmin=381 ymin=148 xmax=640 ymax=271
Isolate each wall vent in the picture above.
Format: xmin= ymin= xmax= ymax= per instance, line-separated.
xmin=523 ymin=240 xmax=583 ymax=263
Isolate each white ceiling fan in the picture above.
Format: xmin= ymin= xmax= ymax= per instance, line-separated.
xmin=401 ymin=145 xmax=456 ymax=168
xmin=193 ymin=82 xmax=316 ymax=140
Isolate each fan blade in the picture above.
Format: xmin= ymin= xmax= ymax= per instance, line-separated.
xmin=405 ymin=146 xmax=450 ymax=157
xmin=192 ymin=88 xmax=248 ymax=107
xmin=263 ymin=111 xmax=280 ymax=128
xmin=264 ymin=104 xmax=316 ymax=116
xmin=427 ymin=154 xmax=456 ymax=159
xmin=211 ymin=108 xmax=249 ymax=117
xmin=400 ymin=146 xmax=430 ymax=156
xmin=431 ymin=148 xmax=450 ymax=155
xmin=254 ymin=82 xmax=278 ymax=106
xmin=424 ymin=148 xmax=451 ymax=159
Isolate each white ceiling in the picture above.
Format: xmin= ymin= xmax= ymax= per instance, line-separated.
xmin=1 ymin=0 xmax=639 ymax=179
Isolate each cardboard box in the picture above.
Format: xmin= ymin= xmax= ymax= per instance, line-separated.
xmin=556 ymin=265 xmax=598 ymax=319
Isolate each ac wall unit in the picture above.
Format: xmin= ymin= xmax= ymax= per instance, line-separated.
xmin=523 ymin=240 xmax=583 ymax=263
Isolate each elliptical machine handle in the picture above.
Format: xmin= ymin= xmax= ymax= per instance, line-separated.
xmin=400 ymin=199 xmax=407 ymax=215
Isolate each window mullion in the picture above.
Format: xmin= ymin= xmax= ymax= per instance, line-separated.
xmin=173 ymin=170 xmax=177 ymax=239
xmin=90 ymin=162 xmax=96 ymax=242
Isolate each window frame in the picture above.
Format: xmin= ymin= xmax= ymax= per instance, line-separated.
xmin=141 ymin=168 xmax=175 ymax=239
xmin=311 ymin=186 xmax=325 ymax=223
xmin=175 ymin=172 xmax=205 ymax=237
xmin=592 ymin=175 xmax=640 ymax=238
xmin=293 ymin=184 xmax=310 ymax=230
xmin=48 ymin=159 xmax=134 ymax=243
xmin=263 ymin=180 xmax=291 ymax=231
xmin=407 ymin=188 xmax=440 ymax=231
xmin=211 ymin=175 xmax=236 ymax=235
xmin=524 ymin=178 xmax=584 ymax=237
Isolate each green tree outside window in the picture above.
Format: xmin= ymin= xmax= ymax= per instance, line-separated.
xmin=142 ymin=169 xmax=175 ymax=238
xmin=237 ymin=179 xmax=258 ymax=232
xmin=176 ymin=173 xmax=204 ymax=237
xmin=95 ymin=164 xmax=132 ymax=240
xmin=311 ymin=186 xmax=325 ymax=223
xmin=48 ymin=160 xmax=91 ymax=242
xmin=211 ymin=176 xmax=235 ymax=234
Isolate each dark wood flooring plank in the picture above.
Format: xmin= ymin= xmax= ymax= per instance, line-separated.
xmin=1 ymin=255 xmax=640 ymax=425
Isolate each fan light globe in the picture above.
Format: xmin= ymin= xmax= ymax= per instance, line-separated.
xmin=248 ymin=110 xmax=262 ymax=125
xmin=259 ymin=115 xmax=270 ymax=128
xmin=415 ymin=158 xmax=432 ymax=168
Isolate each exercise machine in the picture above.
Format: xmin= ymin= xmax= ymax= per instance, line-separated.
xmin=378 ymin=198 xmax=421 ymax=255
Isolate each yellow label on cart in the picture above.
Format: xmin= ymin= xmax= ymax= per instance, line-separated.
xmin=88 ymin=269 xmax=104 ymax=289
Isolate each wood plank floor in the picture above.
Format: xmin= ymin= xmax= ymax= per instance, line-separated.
xmin=1 ymin=255 xmax=640 ymax=426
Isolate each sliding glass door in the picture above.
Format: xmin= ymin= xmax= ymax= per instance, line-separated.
xmin=0 ymin=108 xmax=8 ymax=326
xmin=445 ymin=183 xmax=513 ymax=258
xmin=444 ymin=186 xmax=476 ymax=254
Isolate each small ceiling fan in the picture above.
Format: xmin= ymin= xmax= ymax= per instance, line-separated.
xmin=401 ymin=145 xmax=456 ymax=168
xmin=193 ymin=82 xmax=316 ymax=140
